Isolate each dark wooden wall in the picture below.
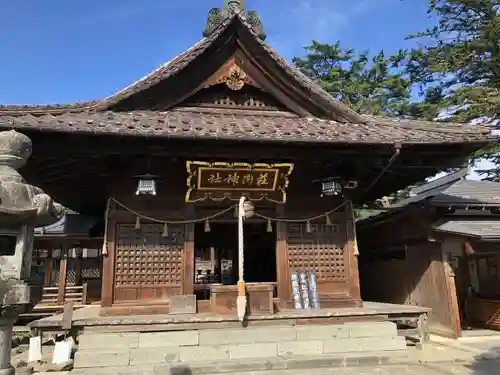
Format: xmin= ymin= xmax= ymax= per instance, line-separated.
xmin=100 ymin=159 xmax=361 ymax=313
xmin=358 ymin=208 xmax=460 ymax=337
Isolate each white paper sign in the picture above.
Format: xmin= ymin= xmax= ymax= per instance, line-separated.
xmin=28 ymin=336 xmax=42 ymax=362
xmin=52 ymin=340 xmax=73 ymax=364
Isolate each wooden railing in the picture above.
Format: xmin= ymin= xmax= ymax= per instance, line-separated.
xmin=34 ymin=283 xmax=88 ymax=308
xmin=20 ymin=283 xmax=89 ymax=319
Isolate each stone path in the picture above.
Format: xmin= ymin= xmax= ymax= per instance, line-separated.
xmin=14 ymin=335 xmax=500 ymax=374
xmin=65 ymin=361 xmax=500 ymax=375
xmin=198 ymin=361 xmax=499 ymax=375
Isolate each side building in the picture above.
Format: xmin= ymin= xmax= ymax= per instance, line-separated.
xmin=358 ymin=170 xmax=500 ymax=338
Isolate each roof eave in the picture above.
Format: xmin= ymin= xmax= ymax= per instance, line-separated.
xmin=433 ymin=227 xmax=500 ymax=241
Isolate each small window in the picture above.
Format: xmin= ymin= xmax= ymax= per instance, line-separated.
xmin=0 ymin=235 xmax=17 ymax=256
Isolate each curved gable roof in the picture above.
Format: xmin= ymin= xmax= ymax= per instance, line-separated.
xmin=0 ymin=11 xmax=495 ymax=146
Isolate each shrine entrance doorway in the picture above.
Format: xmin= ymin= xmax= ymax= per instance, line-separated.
xmin=193 ymin=221 xmax=276 ymax=301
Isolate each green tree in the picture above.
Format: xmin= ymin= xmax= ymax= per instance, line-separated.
xmin=404 ymin=0 xmax=500 ymax=180
xmin=292 ymin=41 xmax=412 ymax=116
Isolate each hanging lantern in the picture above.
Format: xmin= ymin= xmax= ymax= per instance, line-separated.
xmin=320 ymin=178 xmax=342 ymax=197
xmin=204 ymin=219 xmax=211 ymax=232
xmin=135 ymin=174 xmax=158 ymax=196
xmin=135 ymin=216 xmax=141 ymax=230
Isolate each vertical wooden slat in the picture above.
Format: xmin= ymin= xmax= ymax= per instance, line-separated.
xmin=345 ymin=201 xmax=361 ymax=304
xmin=57 ymin=244 xmax=68 ymax=304
xmin=101 ymin=218 xmax=116 ymax=308
xmin=183 ymin=204 xmax=195 ymax=295
xmin=275 ymin=204 xmax=290 ymax=304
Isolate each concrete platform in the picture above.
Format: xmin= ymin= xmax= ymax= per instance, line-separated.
xmin=73 ymin=321 xmax=408 ymax=370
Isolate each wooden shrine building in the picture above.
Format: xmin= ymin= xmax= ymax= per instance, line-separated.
xmin=20 ymin=212 xmax=103 ymax=318
xmin=357 ymin=170 xmax=500 ymax=338
xmin=0 ymin=1 xmax=495 ymax=317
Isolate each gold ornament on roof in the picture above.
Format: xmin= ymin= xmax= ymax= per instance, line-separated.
xmin=225 ymin=65 xmax=247 ymax=91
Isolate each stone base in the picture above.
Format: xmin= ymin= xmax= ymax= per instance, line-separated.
xmin=74 ymin=321 xmax=407 ymax=370
xmin=0 ymin=366 xmax=14 ymax=375
xmin=71 ymin=351 xmax=410 ymax=375
xmin=0 ymin=315 xmax=15 ymax=375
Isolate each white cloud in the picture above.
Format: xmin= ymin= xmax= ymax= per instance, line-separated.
xmin=264 ymin=0 xmax=382 ymax=59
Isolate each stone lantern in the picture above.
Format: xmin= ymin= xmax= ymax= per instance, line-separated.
xmin=0 ymin=130 xmax=64 ymax=375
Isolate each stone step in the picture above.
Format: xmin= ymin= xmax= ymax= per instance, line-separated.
xmin=78 ymin=321 xmax=400 ymax=350
xmin=71 ymin=350 xmax=409 ymax=375
xmin=74 ymin=336 xmax=407 ymax=368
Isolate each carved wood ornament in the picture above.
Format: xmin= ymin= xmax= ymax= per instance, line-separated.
xmin=204 ymin=56 xmax=259 ymax=91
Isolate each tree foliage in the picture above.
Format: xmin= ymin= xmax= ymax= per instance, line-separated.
xmin=292 ymin=41 xmax=412 ymax=117
xmin=405 ymin=0 xmax=500 ymax=180
xmin=293 ymin=0 xmax=500 ymax=181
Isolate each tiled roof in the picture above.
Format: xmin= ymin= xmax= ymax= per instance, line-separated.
xmin=432 ymin=218 xmax=500 ymax=239
xmin=0 ymin=14 xmax=495 ymax=145
xmin=371 ymin=172 xmax=500 ymax=210
xmin=432 ymin=180 xmax=500 ymax=206
xmin=0 ymin=109 xmax=494 ymax=145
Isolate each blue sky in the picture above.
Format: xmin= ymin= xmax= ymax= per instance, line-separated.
xmin=0 ymin=0 xmax=492 ymax=178
xmin=0 ymin=0 xmax=434 ymax=104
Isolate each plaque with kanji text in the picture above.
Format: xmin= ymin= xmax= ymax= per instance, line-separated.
xmin=185 ymin=161 xmax=294 ymax=203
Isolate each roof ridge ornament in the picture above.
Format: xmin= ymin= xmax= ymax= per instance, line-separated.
xmin=226 ymin=0 xmax=244 ymax=16
xmin=203 ymin=0 xmax=266 ymax=40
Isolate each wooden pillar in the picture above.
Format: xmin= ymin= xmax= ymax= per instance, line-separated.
xmin=101 ymin=217 xmax=116 ymax=308
xmin=275 ymin=204 xmax=290 ymax=304
xmin=43 ymin=247 xmax=53 ymax=287
xmin=345 ymin=201 xmax=362 ymax=305
xmin=183 ymin=204 xmax=195 ymax=295
xmin=74 ymin=247 xmax=82 ymax=286
xmin=57 ymin=244 xmax=69 ymax=304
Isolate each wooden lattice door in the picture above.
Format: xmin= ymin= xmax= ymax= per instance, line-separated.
xmin=286 ymin=223 xmax=351 ymax=300
xmin=113 ymin=223 xmax=184 ymax=303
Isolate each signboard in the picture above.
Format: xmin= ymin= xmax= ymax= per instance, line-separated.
xmin=185 ymin=161 xmax=294 ymax=203
xmin=169 ymin=295 xmax=196 ymax=315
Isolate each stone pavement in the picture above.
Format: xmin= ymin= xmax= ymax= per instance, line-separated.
xmin=62 ymin=361 xmax=500 ymax=375
xmin=198 ymin=361 xmax=499 ymax=374
xmin=13 ymin=336 xmax=500 ymax=375
xmin=430 ymin=334 xmax=500 ymax=360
